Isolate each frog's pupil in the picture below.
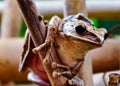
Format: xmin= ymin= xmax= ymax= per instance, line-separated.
xmin=104 ymin=33 xmax=108 ymax=40
xmin=75 ymin=25 xmax=86 ymax=34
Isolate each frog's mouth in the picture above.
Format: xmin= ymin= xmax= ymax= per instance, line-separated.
xmin=75 ymin=25 xmax=101 ymax=43
xmin=75 ymin=25 xmax=107 ymax=44
xmin=64 ymin=25 xmax=108 ymax=45
xmin=70 ymin=33 xmax=103 ymax=45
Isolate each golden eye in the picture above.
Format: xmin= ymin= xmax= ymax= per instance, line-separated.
xmin=75 ymin=25 xmax=86 ymax=34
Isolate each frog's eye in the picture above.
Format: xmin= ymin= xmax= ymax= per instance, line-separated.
xmin=104 ymin=33 xmax=108 ymax=40
xmin=75 ymin=25 xmax=86 ymax=34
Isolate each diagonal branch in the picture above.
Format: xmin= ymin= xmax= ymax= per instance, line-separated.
xmin=17 ymin=0 xmax=46 ymax=47
xmin=17 ymin=0 xmax=67 ymax=86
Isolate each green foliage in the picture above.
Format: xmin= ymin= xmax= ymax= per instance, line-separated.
xmin=90 ymin=18 xmax=99 ymax=27
xmin=19 ymin=20 xmax=27 ymax=38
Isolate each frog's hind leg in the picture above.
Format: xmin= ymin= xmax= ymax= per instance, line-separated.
xmin=51 ymin=62 xmax=73 ymax=79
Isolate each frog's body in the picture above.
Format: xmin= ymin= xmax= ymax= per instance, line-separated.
xmin=32 ymin=13 xmax=107 ymax=85
xmin=55 ymin=34 xmax=100 ymax=67
xmin=20 ymin=13 xmax=107 ymax=86
xmin=33 ymin=13 xmax=107 ymax=67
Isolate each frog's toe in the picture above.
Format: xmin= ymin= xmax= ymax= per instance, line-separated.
xmin=32 ymin=48 xmax=38 ymax=54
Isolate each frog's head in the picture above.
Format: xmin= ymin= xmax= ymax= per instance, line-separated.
xmin=60 ymin=13 xmax=108 ymax=45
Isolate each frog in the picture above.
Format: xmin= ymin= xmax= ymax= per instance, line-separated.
xmin=19 ymin=13 xmax=107 ymax=86
xmin=33 ymin=13 xmax=107 ymax=86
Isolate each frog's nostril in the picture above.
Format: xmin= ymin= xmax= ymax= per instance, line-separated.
xmin=104 ymin=33 xmax=108 ymax=40
xmin=75 ymin=25 xmax=86 ymax=34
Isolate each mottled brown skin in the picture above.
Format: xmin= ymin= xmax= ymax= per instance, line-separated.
xmin=32 ymin=13 xmax=107 ymax=85
xmin=55 ymin=34 xmax=100 ymax=67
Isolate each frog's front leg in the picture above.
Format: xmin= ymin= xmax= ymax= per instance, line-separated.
xmin=32 ymin=15 xmax=61 ymax=54
xmin=32 ymin=37 xmax=52 ymax=54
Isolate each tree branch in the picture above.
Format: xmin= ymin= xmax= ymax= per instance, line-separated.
xmin=64 ymin=0 xmax=87 ymax=17
xmin=17 ymin=0 xmax=45 ymax=46
xmin=17 ymin=0 xmax=67 ymax=86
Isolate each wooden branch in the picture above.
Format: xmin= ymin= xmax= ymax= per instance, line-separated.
xmin=0 ymin=38 xmax=28 ymax=82
xmin=17 ymin=0 xmax=66 ymax=86
xmin=1 ymin=0 xmax=21 ymax=38
xmin=0 ymin=39 xmax=119 ymax=82
xmin=64 ymin=0 xmax=87 ymax=17
xmin=89 ymin=39 xmax=120 ymax=73
xmin=17 ymin=0 xmax=46 ymax=46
